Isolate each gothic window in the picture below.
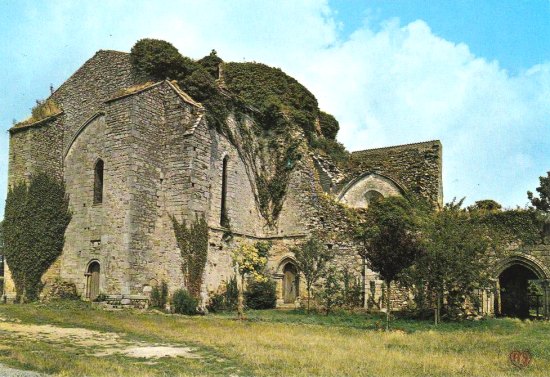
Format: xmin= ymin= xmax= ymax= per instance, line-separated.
xmin=364 ymin=190 xmax=383 ymax=205
xmin=94 ymin=159 xmax=104 ymax=204
xmin=220 ymin=156 xmax=229 ymax=227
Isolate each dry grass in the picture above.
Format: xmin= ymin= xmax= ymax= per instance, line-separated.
xmin=0 ymin=302 xmax=548 ymax=377
xmin=15 ymin=99 xmax=62 ymax=127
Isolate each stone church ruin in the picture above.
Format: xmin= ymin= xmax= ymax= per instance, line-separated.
xmin=4 ymin=45 xmax=549 ymax=317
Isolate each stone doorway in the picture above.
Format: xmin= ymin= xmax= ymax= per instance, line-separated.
xmin=283 ymin=263 xmax=298 ymax=304
xmin=498 ymin=264 xmax=538 ymax=319
xmin=86 ymin=261 xmax=100 ymax=301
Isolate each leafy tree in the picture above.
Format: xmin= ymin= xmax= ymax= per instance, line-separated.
xmin=3 ymin=173 xmax=71 ymax=302
xmin=468 ymin=199 xmax=502 ymax=212
xmin=231 ymin=242 xmax=269 ymax=319
xmin=316 ymin=266 xmax=343 ymax=315
xmin=130 ymin=38 xmax=196 ymax=80
xmin=292 ymin=235 xmax=334 ymax=312
xmin=528 ymin=171 xmax=550 ymax=212
xmin=245 ymin=279 xmax=276 ymax=309
xmin=357 ymin=196 xmax=426 ymax=330
xmin=408 ymin=200 xmax=492 ymax=324
xmin=319 ymin=111 xmax=339 ymax=140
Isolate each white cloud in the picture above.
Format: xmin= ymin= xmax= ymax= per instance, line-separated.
xmin=1 ymin=1 xmax=550 ymax=217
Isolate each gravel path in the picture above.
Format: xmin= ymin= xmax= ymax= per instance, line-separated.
xmin=0 ymin=364 xmax=49 ymax=377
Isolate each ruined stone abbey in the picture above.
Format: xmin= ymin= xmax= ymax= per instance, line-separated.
xmin=5 ymin=49 xmax=550 ymax=316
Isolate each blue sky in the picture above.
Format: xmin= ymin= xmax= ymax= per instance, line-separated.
xmin=1 ymin=0 xmax=549 ymax=219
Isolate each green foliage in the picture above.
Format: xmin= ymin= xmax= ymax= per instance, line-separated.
xmin=150 ymin=281 xmax=168 ymax=309
xmin=318 ymin=111 xmax=339 ymax=140
xmin=245 ymin=279 xmax=276 ymax=310
xmin=292 ymin=235 xmax=334 ymax=312
xmin=207 ymin=276 xmax=239 ymax=313
xmin=197 ymin=49 xmax=223 ymax=79
xmin=171 ymin=215 xmax=208 ymax=298
xmin=471 ymin=208 xmax=542 ymax=245
xmin=130 ymin=38 xmax=195 ymax=80
xmin=172 ymin=289 xmax=198 ymax=315
xmin=232 ymin=242 xmax=270 ymax=318
xmin=468 ymin=199 xmax=502 ymax=212
xmin=407 ymin=200 xmax=492 ymax=323
xmin=3 ymin=174 xmax=71 ymax=302
xmin=359 ymin=196 xmax=426 ymax=284
xmin=223 ymin=62 xmax=319 ymax=132
xmin=341 ymin=267 xmax=363 ymax=309
xmin=528 ymin=171 xmax=550 ymax=212
xmin=316 ymin=266 xmax=343 ymax=315
xmin=310 ymin=137 xmax=349 ymax=166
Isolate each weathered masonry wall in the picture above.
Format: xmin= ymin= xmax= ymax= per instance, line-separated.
xmin=51 ymin=50 xmax=144 ymax=151
xmin=348 ymin=140 xmax=443 ymax=206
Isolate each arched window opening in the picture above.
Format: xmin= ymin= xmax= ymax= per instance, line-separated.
xmin=364 ymin=190 xmax=383 ymax=206
xmin=220 ymin=156 xmax=229 ymax=227
xmin=94 ymin=159 xmax=104 ymax=204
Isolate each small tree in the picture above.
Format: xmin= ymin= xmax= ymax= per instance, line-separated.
xmin=292 ymin=235 xmax=334 ymax=312
xmin=409 ymin=199 xmax=491 ymax=324
xmin=357 ymin=196 xmax=425 ymax=330
xmin=316 ymin=266 xmax=343 ymax=315
xmin=528 ymin=171 xmax=550 ymax=212
xmin=231 ymin=242 xmax=268 ymax=319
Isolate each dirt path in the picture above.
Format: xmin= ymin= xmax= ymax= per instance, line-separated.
xmin=0 ymin=317 xmax=198 ymax=359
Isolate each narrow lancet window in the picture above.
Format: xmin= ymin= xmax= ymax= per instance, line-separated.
xmin=220 ymin=156 xmax=229 ymax=227
xmin=94 ymin=159 xmax=104 ymax=204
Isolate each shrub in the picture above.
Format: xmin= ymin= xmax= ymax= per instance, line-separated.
xmin=207 ymin=276 xmax=239 ymax=312
xmin=245 ymin=279 xmax=276 ymax=309
xmin=172 ymin=289 xmax=198 ymax=315
xmin=150 ymin=281 xmax=168 ymax=309
xmin=130 ymin=39 xmax=196 ymax=80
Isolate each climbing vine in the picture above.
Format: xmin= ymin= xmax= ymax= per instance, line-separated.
xmin=130 ymin=38 xmax=346 ymax=226
xmin=3 ymin=173 xmax=71 ymax=302
xmin=171 ymin=215 xmax=208 ymax=298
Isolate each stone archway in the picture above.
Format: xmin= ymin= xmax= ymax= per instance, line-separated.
xmin=495 ymin=255 xmax=549 ymax=319
xmin=85 ymin=261 xmax=100 ymax=301
xmin=282 ymin=263 xmax=299 ymax=304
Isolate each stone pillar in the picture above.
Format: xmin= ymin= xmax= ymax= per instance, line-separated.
xmin=273 ymin=273 xmax=284 ymax=307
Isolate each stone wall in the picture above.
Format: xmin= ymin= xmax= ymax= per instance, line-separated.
xmin=347 ymin=140 xmax=443 ymax=206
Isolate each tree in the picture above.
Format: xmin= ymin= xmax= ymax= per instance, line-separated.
xmin=292 ymin=235 xmax=334 ymax=312
xmin=130 ymin=38 xmax=196 ymax=80
xmin=357 ymin=196 xmax=425 ymax=330
xmin=3 ymin=173 xmax=71 ymax=302
xmin=316 ymin=266 xmax=343 ymax=315
xmin=231 ymin=242 xmax=269 ymax=319
xmin=468 ymin=199 xmax=502 ymax=212
xmin=528 ymin=171 xmax=550 ymax=212
xmin=408 ymin=200 xmax=491 ymax=324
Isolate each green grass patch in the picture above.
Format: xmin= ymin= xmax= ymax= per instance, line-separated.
xmin=0 ymin=302 xmax=549 ymax=376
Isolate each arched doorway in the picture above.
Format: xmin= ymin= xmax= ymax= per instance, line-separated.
xmin=498 ymin=264 xmax=539 ymax=319
xmin=86 ymin=261 xmax=100 ymax=301
xmin=283 ymin=263 xmax=299 ymax=304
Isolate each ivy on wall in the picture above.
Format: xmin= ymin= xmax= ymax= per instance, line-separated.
xmin=171 ymin=215 xmax=208 ymax=298
xmin=129 ymin=38 xmax=347 ymax=226
xmin=3 ymin=173 xmax=71 ymax=302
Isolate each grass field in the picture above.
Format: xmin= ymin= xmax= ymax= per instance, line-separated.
xmin=0 ymin=301 xmax=548 ymax=377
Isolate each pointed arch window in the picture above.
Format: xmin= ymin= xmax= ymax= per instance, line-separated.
xmin=94 ymin=159 xmax=104 ymax=204
xmin=220 ymin=156 xmax=229 ymax=227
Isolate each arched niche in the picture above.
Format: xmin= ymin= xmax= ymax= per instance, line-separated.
xmin=338 ymin=173 xmax=404 ymax=209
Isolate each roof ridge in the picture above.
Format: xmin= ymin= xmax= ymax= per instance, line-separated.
xmin=351 ymin=139 xmax=441 ymax=154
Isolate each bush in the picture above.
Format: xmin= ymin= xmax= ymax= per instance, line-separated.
xmin=206 ymin=276 xmax=239 ymax=312
xmin=245 ymin=279 xmax=276 ymax=309
xmin=130 ymin=39 xmax=196 ymax=80
xmin=172 ymin=289 xmax=198 ymax=315
xmin=150 ymin=281 xmax=168 ymax=309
